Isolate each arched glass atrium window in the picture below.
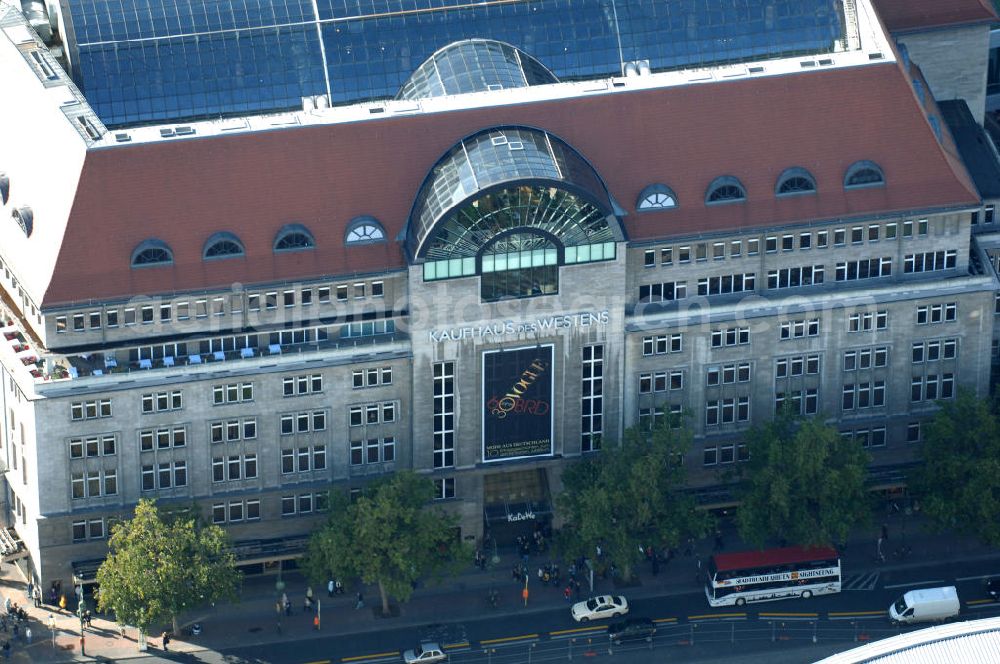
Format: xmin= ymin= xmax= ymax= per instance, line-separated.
xmin=203 ymin=232 xmax=245 ymax=259
xmin=398 ymin=39 xmax=558 ymax=100
xmin=345 ymin=217 xmax=386 ymax=245
xmin=273 ymin=224 xmax=315 ymax=252
xmin=844 ymin=161 xmax=885 ymax=189
xmin=705 ymin=176 xmax=746 ymax=204
xmin=480 ymin=231 xmax=560 ymax=300
xmin=131 ymin=239 xmax=173 ymax=267
xmin=0 ymin=173 xmax=8 ymax=205
xmin=636 ymin=184 xmax=677 ymax=211
xmin=12 ymin=207 xmax=32 ymax=237
xmin=775 ymin=168 xmax=817 ymax=196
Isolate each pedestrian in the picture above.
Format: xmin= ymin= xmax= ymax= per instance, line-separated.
xmin=85 ymin=609 xmax=92 ymax=628
xmin=25 ymin=582 xmax=32 ymax=607
xmin=2 ymin=599 xmax=8 ymax=616
xmin=335 ymin=580 xmax=344 ymax=595
xmin=355 ymin=592 xmax=364 ymax=610
xmin=284 ymin=597 xmax=292 ymax=616
xmin=876 ymin=536 xmax=886 ymax=563
xmin=563 ymin=586 xmax=571 ymax=602
xmin=23 ymin=627 xmax=29 ymax=645
xmin=161 ymin=630 xmax=170 ymax=651
xmin=306 ymin=586 xmax=314 ymax=611
xmin=304 ymin=595 xmax=313 ymax=613
xmin=32 ymin=587 xmax=40 ymax=609
xmin=327 ymin=580 xmax=334 ymax=598
xmin=313 ymin=614 xmax=320 ymax=631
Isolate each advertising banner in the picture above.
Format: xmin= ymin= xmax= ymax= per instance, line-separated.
xmin=482 ymin=345 xmax=554 ymax=462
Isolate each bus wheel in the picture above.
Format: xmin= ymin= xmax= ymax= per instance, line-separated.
xmin=735 ymin=597 xmax=746 ymax=607
xmin=801 ymin=590 xmax=813 ymax=599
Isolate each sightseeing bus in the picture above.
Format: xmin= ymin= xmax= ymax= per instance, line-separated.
xmin=704 ymin=546 xmax=841 ymax=607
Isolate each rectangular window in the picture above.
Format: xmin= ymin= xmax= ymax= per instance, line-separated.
xmin=816 ymin=231 xmax=828 ymax=248
xmin=318 ymin=287 xmax=331 ymax=303
xmin=336 ymin=285 xmax=348 ymax=301
xmin=433 ymin=361 xmax=455 ymax=468
xmin=582 ymin=345 xmax=603 ymax=452
xmin=747 ymin=239 xmax=760 ymax=255
xmin=434 ymin=478 xmax=456 ymax=500
xmin=644 ymin=250 xmax=655 ymax=267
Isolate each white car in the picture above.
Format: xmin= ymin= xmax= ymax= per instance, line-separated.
xmin=571 ymin=595 xmax=629 ymax=622
xmin=403 ymin=642 xmax=447 ymax=664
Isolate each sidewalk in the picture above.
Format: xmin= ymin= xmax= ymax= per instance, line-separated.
xmin=0 ymin=511 xmax=997 ymax=662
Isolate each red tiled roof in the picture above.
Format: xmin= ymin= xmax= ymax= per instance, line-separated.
xmin=872 ymin=0 xmax=997 ymax=33
xmin=44 ymin=61 xmax=979 ymax=306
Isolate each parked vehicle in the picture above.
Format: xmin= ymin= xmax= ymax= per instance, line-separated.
xmin=987 ymin=578 xmax=1000 ymax=601
xmin=402 ymin=642 xmax=447 ymax=664
xmin=888 ymin=586 xmax=960 ymax=625
xmin=571 ymin=595 xmax=628 ymax=622
xmin=607 ymin=617 xmax=656 ymax=645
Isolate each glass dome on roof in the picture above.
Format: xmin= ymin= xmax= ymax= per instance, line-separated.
xmin=397 ymin=39 xmax=558 ymax=100
xmin=63 ymin=0 xmax=846 ymax=128
xmin=407 ymin=126 xmax=623 ymax=261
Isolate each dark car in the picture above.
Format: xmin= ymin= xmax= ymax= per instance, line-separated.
xmin=607 ymin=617 xmax=656 ymax=645
xmin=987 ymin=578 xmax=1000 ymax=601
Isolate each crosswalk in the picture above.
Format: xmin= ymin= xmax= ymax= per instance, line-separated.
xmin=842 ymin=572 xmax=880 ymax=591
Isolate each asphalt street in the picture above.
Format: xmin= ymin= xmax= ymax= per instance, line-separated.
xmin=109 ymin=556 xmax=1000 ymax=664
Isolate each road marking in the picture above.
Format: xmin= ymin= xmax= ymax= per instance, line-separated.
xmin=303 ymin=661 xmax=331 ymax=664
xmin=842 ymin=572 xmax=880 ymax=591
xmin=883 ymin=579 xmax=944 ymax=590
xmin=341 ymin=653 xmax=399 ymax=663
xmin=550 ymin=626 xmax=606 ymax=636
xmin=828 ymin=610 xmax=884 ymax=621
xmin=759 ymin=612 xmax=818 ymax=621
xmin=480 ymin=633 xmax=539 ymax=645
xmin=443 ymin=642 xmax=470 ymax=651
xmin=957 ymin=574 xmax=994 ymax=582
xmin=966 ymin=599 xmax=995 ymax=606
xmin=688 ymin=612 xmax=747 ymax=621
xmin=653 ymin=617 xmax=678 ymax=624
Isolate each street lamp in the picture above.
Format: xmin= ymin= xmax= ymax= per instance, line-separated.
xmin=75 ymin=585 xmax=87 ymax=656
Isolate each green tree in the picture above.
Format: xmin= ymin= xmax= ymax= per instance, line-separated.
xmin=735 ymin=409 xmax=871 ymax=548
xmin=911 ymin=389 xmax=1000 ymax=545
xmin=95 ymin=499 xmax=241 ymax=642
xmin=303 ymin=472 xmax=466 ymax=616
xmin=557 ymin=419 xmax=711 ymax=581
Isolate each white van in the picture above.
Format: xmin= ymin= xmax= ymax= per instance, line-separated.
xmin=888 ymin=585 xmax=960 ymax=625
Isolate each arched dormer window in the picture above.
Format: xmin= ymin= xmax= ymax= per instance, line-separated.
xmin=636 ymin=184 xmax=677 ymax=211
xmin=273 ymin=223 xmax=315 ymax=252
xmin=345 ymin=216 xmax=386 ymax=245
xmin=775 ymin=168 xmax=817 ymax=197
xmin=203 ymin=232 xmax=245 ymax=259
xmin=131 ymin=239 xmax=174 ymax=267
xmin=0 ymin=173 xmax=8 ymax=205
xmin=705 ymin=176 xmax=746 ymax=205
xmin=12 ymin=207 xmax=32 ymax=237
xmin=844 ymin=160 xmax=885 ymax=189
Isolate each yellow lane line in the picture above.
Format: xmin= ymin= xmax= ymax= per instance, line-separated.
xmin=443 ymin=642 xmax=471 ymax=649
xmin=341 ymin=652 xmax=399 ymax=662
xmin=550 ymin=626 xmax=607 ymax=636
xmin=759 ymin=612 xmax=818 ymax=618
xmin=480 ymin=633 xmax=539 ymax=645
xmin=688 ymin=613 xmax=747 ymax=620
xmin=828 ymin=611 xmax=884 ymax=617
xmin=653 ymin=617 xmax=678 ymax=624
xmin=967 ymin=599 xmax=994 ymax=606
xmin=303 ymin=661 xmax=331 ymax=664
